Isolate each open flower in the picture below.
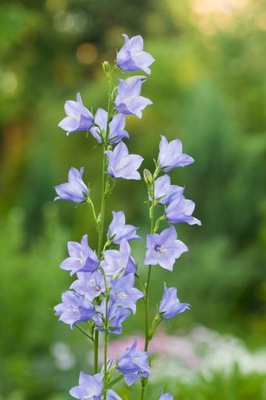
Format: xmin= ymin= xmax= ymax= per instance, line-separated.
xmin=108 ymin=211 xmax=140 ymax=244
xmin=117 ymin=339 xmax=150 ymax=386
xmin=102 ymin=238 xmax=137 ymax=278
xmin=90 ymin=108 xmax=129 ymax=144
xmin=110 ymin=273 xmax=144 ymax=314
xmin=93 ymin=300 xmax=130 ymax=335
xmin=58 ymin=92 xmax=94 ymax=135
xmin=153 ymin=175 xmax=184 ymax=205
xmin=158 ymin=136 xmax=194 ymax=172
xmin=69 ymin=372 xmax=103 ymax=400
xmin=114 ymin=76 xmax=152 ymax=118
xmin=60 ymin=234 xmax=99 ymax=276
xmin=159 ymin=392 xmax=174 ymax=400
xmin=54 ymin=291 xmax=94 ymax=328
xmin=54 ymin=167 xmax=89 ymax=203
xmin=145 ymin=226 xmax=188 ymax=270
xmin=165 ymin=192 xmax=202 ymax=226
xmin=106 ymin=141 xmax=143 ymax=180
xmin=159 ymin=283 xmax=190 ymax=319
xmin=116 ymin=34 xmax=155 ymax=75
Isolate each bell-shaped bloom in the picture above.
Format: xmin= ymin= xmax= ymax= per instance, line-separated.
xmin=153 ymin=175 xmax=184 ymax=205
xmin=114 ymin=76 xmax=152 ymax=118
xmin=60 ymin=234 xmax=99 ymax=276
xmin=108 ymin=211 xmax=140 ymax=245
xmin=54 ymin=291 xmax=94 ymax=328
xmin=158 ymin=136 xmax=194 ymax=172
xmin=70 ymin=270 xmax=105 ymax=302
xmin=159 ymin=283 xmax=190 ymax=319
xmin=145 ymin=226 xmax=188 ymax=271
xmin=90 ymin=108 xmax=129 ymax=144
xmin=58 ymin=92 xmax=94 ymax=135
xmin=69 ymin=371 xmax=103 ymax=400
xmin=106 ymin=141 xmax=143 ymax=180
xmin=107 ymin=389 xmax=122 ymax=400
xmin=165 ymin=193 xmax=202 ymax=226
xmin=110 ymin=273 xmax=144 ymax=314
xmin=93 ymin=299 xmax=130 ymax=335
xmin=159 ymin=392 xmax=173 ymax=400
xmin=102 ymin=238 xmax=137 ymax=278
xmin=54 ymin=167 xmax=89 ymax=203
xmin=116 ymin=34 xmax=155 ymax=75
xmin=117 ymin=339 xmax=150 ymax=386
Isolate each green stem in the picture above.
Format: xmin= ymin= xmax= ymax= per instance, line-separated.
xmin=94 ymin=330 xmax=99 ymax=374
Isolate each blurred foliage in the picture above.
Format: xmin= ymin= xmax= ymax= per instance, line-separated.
xmin=0 ymin=0 xmax=266 ymax=398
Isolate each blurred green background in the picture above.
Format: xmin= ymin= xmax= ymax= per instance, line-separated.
xmin=0 ymin=0 xmax=266 ymax=399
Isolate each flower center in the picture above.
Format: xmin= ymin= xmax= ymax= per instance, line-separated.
xmin=155 ymin=244 xmax=167 ymax=253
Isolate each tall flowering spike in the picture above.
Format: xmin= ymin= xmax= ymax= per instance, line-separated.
xmin=60 ymin=234 xmax=99 ymax=276
xmin=114 ymin=76 xmax=152 ymax=118
xmin=58 ymin=93 xmax=94 ymax=135
xmin=165 ymin=192 xmax=202 ymax=226
xmin=90 ymin=108 xmax=129 ymax=144
xmin=69 ymin=371 xmax=103 ymax=400
xmin=145 ymin=226 xmax=188 ymax=271
xmin=108 ymin=211 xmax=140 ymax=245
xmin=54 ymin=167 xmax=89 ymax=203
xmin=110 ymin=273 xmax=144 ymax=314
xmin=159 ymin=283 xmax=190 ymax=319
xmin=54 ymin=291 xmax=94 ymax=328
xmin=153 ymin=175 xmax=184 ymax=205
xmin=105 ymin=141 xmax=143 ymax=180
xmin=117 ymin=339 xmax=150 ymax=386
xmin=158 ymin=135 xmax=194 ymax=172
xmin=116 ymin=34 xmax=155 ymax=75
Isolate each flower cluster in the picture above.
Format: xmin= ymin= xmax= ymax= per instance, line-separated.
xmin=54 ymin=34 xmax=201 ymax=400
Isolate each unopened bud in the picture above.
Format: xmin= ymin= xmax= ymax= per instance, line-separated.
xmin=102 ymin=61 xmax=111 ymax=78
xmin=143 ymin=169 xmax=153 ymax=186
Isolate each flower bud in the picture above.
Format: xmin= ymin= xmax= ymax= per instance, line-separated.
xmin=143 ymin=169 xmax=153 ymax=186
xmin=102 ymin=61 xmax=111 ymax=78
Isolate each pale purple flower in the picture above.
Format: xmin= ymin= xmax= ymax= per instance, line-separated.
xmin=116 ymin=34 xmax=155 ymax=75
xmin=108 ymin=211 xmax=140 ymax=244
xmin=54 ymin=291 xmax=94 ymax=328
xmin=105 ymin=141 xmax=143 ymax=180
xmin=165 ymin=193 xmax=202 ymax=226
xmin=69 ymin=371 xmax=103 ymax=400
xmin=145 ymin=226 xmax=188 ymax=271
xmin=117 ymin=339 xmax=150 ymax=386
xmin=159 ymin=283 xmax=190 ymax=319
xmin=90 ymin=108 xmax=129 ymax=144
xmin=101 ymin=238 xmax=137 ymax=277
xmin=158 ymin=136 xmax=194 ymax=172
xmin=93 ymin=300 xmax=130 ymax=335
xmin=107 ymin=389 xmax=122 ymax=400
xmin=159 ymin=392 xmax=173 ymax=400
xmin=110 ymin=274 xmax=144 ymax=314
xmin=153 ymin=175 xmax=184 ymax=205
xmin=114 ymin=76 xmax=152 ymax=118
xmin=54 ymin=167 xmax=89 ymax=203
xmin=70 ymin=270 xmax=106 ymax=302
xmin=58 ymin=92 xmax=94 ymax=135
xmin=60 ymin=234 xmax=99 ymax=276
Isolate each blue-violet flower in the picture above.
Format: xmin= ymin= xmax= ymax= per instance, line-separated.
xmin=159 ymin=283 xmax=190 ymax=318
xmin=106 ymin=141 xmax=143 ymax=180
xmin=54 ymin=167 xmax=89 ymax=203
xmin=90 ymin=108 xmax=129 ymax=144
xmin=108 ymin=211 xmax=140 ymax=245
xmin=158 ymin=136 xmax=194 ymax=172
xmin=69 ymin=371 xmax=103 ymax=400
xmin=165 ymin=193 xmax=202 ymax=225
xmin=110 ymin=273 xmax=144 ymax=314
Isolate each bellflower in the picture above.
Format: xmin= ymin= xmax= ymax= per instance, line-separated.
xmin=159 ymin=393 xmax=173 ymax=400
xmin=93 ymin=300 xmax=130 ymax=335
xmin=58 ymin=92 xmax=94 ymax=135
xmin=110 ymin=273 xmax=144 ymax=314
xmin=116 ymin=34 xmax=155 ymax=75
xmin=105 ymin=141 xmax=143 ymax=180
xmin=90 ymin=108 xmax=129 ymax=144
xmin=101 ymin=238 xmax=137 ymax=278
xmin=70 ymin=270 xmax=106 ymax=302
xmin=69 ymin=371 xmax=103 ymax=400
xmin=54 ymin=291 xmax=94 ymax=328
xmin=159 ymin=283 xmax=190 ymax=319
xmin=153 ymin=175 xmax=184 ymax=205
xmin=158 ymin=136 xmax=194 ymax=172
xmin=145 ymin=226 xmax=188 ymax=271
xmin=114 ymin=76 xmax=152 ymax=118
xmin=54 ymin=167 xmax=89 ymax=203
xmin=108 ymin=211 xmax=140 ymax=245
xmin=60 ymin=234 xmax=99 ymax=276
xmin=165 ymin=192 xmax=202 ymax=225
xmin=107 ymin=389 xmax=122 ymax=400
xmin=117 ymin=339 xmax=150 ymax=386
